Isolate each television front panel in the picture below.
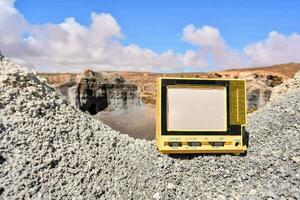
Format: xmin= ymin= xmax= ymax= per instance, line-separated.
xmin=156 ymin=77 xmax=248 ymax=155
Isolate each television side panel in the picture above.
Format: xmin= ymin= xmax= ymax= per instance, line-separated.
xmin=229 ymin=80 xmax=246 ymax=125
xmin=156 ymin=78 xmax=162 ymax=147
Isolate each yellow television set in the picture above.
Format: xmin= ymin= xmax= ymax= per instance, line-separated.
xmin=156 ymin=77 xmax=248 ymax=155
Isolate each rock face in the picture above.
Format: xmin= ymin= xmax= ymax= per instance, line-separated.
xmin=51 ymin=70 xmax=141 ymax=115
xmin=77 ymin=70 xmax=141 ymax=115
xmin=1 ymin=58 xmax=300 ymax=199
xmin=39 ymin=64 xmax=300 ymax=113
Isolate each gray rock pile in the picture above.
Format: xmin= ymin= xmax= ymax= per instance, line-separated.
xmin=0 ymin=58 xmax=299 ymax=199
xmin=270 ymin=70 xmax=300 ymax=101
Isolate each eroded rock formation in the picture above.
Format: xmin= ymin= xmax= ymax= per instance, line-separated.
xmin=50 ymin=70 xmax=141 ymax=115
xmin=77 ymin=70 xmax=140 ymax=114
xmin=39 ymin=63 xmax=300 ymax=113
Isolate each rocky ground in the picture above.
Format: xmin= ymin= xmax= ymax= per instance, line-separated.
xmin=0 ymin=58 xmax=300 ymax=199
xmin=270 ymin=70 xmax=300 ymax=102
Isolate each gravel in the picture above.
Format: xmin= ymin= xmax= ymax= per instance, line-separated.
xmin=0 ymin=58 xmax=299 ymax=199
xmin=270 ymin=70 xmax=300 ymax=102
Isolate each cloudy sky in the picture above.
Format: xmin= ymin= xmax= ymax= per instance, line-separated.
xmin=1 ymin=0 xmax=300 ymax=72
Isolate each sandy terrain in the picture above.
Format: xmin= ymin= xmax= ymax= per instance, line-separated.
xmin=95 ymin=105 xmax=156 ymax=140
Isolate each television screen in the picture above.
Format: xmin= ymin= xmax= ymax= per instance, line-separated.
xmin=167 ymin=86 xmax=227 ymax=131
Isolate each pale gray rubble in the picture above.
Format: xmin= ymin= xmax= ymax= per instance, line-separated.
xmin=0 ymin=58 xmax=300 ymax=199
xmin=270 ymin=70 xmax=300 ymax=101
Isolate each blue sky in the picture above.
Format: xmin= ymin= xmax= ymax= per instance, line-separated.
xmin=15 ymin=0 xmax=300 ymax=53
xmin=1 ymin=0 xmax=300 ymax=72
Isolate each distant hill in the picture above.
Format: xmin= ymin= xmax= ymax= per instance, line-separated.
xmin=39 ymin=63 xmax=300 ymax=109
xmin=40 ymin=63 xmax=300 ymax=85
xmin=224 ymin=63 xmax=300 ymax=78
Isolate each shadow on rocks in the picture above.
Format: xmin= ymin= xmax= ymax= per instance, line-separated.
xmin=168 ymin=153 xmax=229 ymax=160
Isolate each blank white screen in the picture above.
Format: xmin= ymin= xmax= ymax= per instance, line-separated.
xmin=167 ymin=87 xmax=227 ymax=131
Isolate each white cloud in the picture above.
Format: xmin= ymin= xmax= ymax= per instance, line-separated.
xmin=0 ymin=0 xmax=28 ymax=56
xmin=0 ymin=1 xmax=185 ymax=72
xmin=182 ymin=24 xmax=248 ymax=69
xmin=182 ymin=25 xmax=224 ymax=48
xmin=182 ymin=50 xmax=207 ymax=68
xmin=1 ymin=1 xmax=300 ymax=72
xmin=181 ymin=24 xmax=300 ymax=69
xmin=245 ymin=31 xmax=300 ymax=66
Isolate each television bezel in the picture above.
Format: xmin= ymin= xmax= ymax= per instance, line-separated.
xmin=160 ymin=79 xmax=241 ymax=136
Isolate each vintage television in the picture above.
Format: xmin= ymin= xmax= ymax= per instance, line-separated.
xmin=156 ymin=77 xmax=248 ymax=155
